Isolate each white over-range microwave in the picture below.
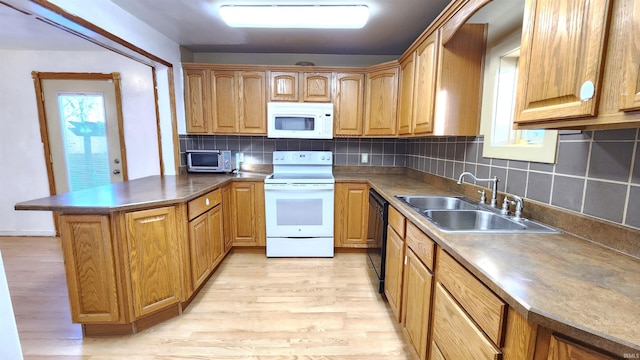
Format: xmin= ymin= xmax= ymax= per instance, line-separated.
xmin=267 ymin=102 xmax=334 ymax=139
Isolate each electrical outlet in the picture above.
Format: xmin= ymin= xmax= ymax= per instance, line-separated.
xmin=361 ymin=153 xmax=368 ymax=163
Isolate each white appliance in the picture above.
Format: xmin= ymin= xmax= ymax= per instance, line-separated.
xmin=264 ymin=151 xmax=335 ymax=257
xmin=267 ymin=102 xmax=334 ymax=139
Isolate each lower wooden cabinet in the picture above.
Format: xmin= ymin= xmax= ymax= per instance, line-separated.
xmin=230 ymin=181 xmax=266 ymax=246
xmin=384 ymin=223 xmax=405 ymax=322
xmin=125 ymin=206 xmax=181 ymax=318
xmin=188 ymin=204 xmax=224 ymax=291
xmin=432 ymin=282 xmax=501 ymax=360
xmin=334 ymin=182 xmax=369 ymax=248
xmin=537 ymin=334 xmax=618 ymax=360
xmin=221 ymin=185 xmax=233 ymax=252
xmin=60 ymin=215 xmax=121 ymax=324
xmin=401 ymin=248 xmax=433 ymax=360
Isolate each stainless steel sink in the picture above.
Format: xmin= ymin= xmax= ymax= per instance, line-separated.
xmin=424 ymin=209 xmax=559 ymax=234
xmin=395 ymin=195 xmax=478 ymax=210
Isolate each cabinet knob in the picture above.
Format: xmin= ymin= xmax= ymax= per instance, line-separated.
xmin=580 ymin=81 xmax=595 ymax=101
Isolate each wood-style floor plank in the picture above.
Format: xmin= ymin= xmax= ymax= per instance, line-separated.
xmin=0 ymin=236 xmax=412 ymax=359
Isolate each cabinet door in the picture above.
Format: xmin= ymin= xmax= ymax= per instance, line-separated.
xmin=211 ymin=71 xmax=238 ymax=133
xmin=210 ymin=205 xmax=225 ymax=266
xmin=125 ymin=207 xmax=181 ymax=317
xmin=515 ymin=0 xmax=612 ymax=123
xmin=413 ymin=30 xmax=439 ymax=135
xmin=621 ymin=0 xmax=640 ymax=111
xmin=269 ymin=71 xmax=299 ymax=101
xmin=384 ymin=225 xmax=405 ymax=322
xmin=402 ymin=248 xmax=433 ymax=360
xmin=334 ymin=183 xmax=369 ymax=247
xmin=231 ymin=181 xmax=266 ymax=246
xmin=60 ymin=215 xmax=120 ymax=323
xmin=364 ymin=67 xmax=399 ymax=136
xmin=546 ymin=335 xmax=616 ymax=360
xmin=397 ymin=53 xmax=416 ymax=135
xmin=302 ymin=72 xmax=332 ymax=102
xmin=334 ymin=73 xmax=365 ymax=136
xmin=432 ymin=283 xmax=501 ymax=360
xmin=189 ymin=213 xmax=212 ymax=290
xmin=239 ymin=71 xmax=267 ymax=134
xmin=184 ymin=68 xmax=209 ymax=133
xmin=221 ymin=185 xmax=233 ymax=252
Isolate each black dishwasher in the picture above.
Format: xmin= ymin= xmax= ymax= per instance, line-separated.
xmin=367 ymin=188 xmax=389 ymax=294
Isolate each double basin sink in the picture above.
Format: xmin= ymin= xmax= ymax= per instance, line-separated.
xmin=396 ymin=195 xmax=559 ymax=234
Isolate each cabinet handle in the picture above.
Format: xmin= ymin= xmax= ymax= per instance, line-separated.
xmin=205 ymin=198 xmax=210 ymax=206
xmin=580 ymin=80 xmax=595 ymax=101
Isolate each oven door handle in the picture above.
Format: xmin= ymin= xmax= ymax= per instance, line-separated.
xmin=264 ymin=184 xmax=335 ymax=191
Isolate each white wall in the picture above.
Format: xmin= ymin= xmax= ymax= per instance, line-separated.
xmin=47 ymin=0 xmax=186 ymax=158
xmin=0 ymin=49 xmax=159 ymax=235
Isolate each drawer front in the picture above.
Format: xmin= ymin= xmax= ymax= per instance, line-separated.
xmin=432 ymin=283 xmax=501 ymax=360
xmin=188 ymin=189 xmax=222 ymax=221
xmin=437 ymin=248 xmax=507 ymax=346
xmin=405 ymin=221 xmax=435 ymax=271
xmin=388 ymin=205 xmax=406 ymax=238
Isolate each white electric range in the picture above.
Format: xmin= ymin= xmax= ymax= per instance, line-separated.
xmin=264 ymin=151 xmax=335 ymax=257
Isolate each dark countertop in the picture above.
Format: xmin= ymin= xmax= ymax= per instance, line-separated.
xmin=15 ymin=171 xmax=640 ymax=355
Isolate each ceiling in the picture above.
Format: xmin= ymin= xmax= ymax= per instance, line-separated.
xmin=109 ymin=0 xmax=453 ymax=55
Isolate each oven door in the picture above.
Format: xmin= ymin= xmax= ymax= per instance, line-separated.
xmin=264 ymin=183 xmax=334 ymax=238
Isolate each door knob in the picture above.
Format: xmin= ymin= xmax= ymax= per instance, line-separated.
xmin=113 ymin=169 xmax=121 ymax=175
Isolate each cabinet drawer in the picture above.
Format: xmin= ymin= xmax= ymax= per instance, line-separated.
xmin=188 ymin=189 xmax=221 ymax=221
xmin=437 ymin=248 xmax=507 ymax=346
xmin=433 ymin=283 xmax=501 ymax=360
xmin=405 ymin=221 xmax=435 ymax=271
xmin=388 ymin=206 xmax=406 ymax=238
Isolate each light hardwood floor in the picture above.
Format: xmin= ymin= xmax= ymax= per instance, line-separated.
xmin=0 ymin=237 xmax=412 ymax=359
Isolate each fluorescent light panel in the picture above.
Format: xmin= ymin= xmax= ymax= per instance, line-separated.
xmin=219 ymin=5 xmax=369 ymax=29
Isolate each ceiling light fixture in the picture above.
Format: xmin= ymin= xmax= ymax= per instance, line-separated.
xmin=219 ymin=5 xmax=369 ymax=29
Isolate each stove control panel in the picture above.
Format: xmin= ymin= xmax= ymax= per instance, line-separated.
xmin=272 ymin=151 xmax=332 ymax=165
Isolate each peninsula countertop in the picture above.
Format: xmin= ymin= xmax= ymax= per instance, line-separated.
xmin=14 ymin=171 xmax=640 ymax=356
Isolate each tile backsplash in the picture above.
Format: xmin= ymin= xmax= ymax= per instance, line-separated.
xmin=179 ymin=129 xmax=640 ymax=230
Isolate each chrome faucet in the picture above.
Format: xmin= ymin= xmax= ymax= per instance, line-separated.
xmin=457 ymin=172 xmax=499 ymax=207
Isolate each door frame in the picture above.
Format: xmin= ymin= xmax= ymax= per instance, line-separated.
xmin=32 ymin=71 xmax=129 ymax=197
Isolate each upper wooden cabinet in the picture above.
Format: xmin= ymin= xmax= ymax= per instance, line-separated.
xmin=513 ymin=0 xmax=640 ymax=129
xmin=364 ymin=65 xmax=399 ymax=136
xmin=334 ymin=72 xmax=365 ymax=136
xmin=397 ymin=53 xmax=416 ymax=135
xmin=183 ymin=65 xmax=266 ymax=135
xmin=268 ymin=71 xmax=332 ymax=102
xmin=621 ymin=0 xmax=640 ymax=112
xmin=269 ymin=71 xmax=299 ymax=101
xmin=184 ymin=68 xmax=209 ymax=133
xmin=514 ymin=0 xmax=612 ymax=124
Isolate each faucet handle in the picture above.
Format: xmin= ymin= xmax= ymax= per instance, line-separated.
xmin=477 ymin=190 xmax=486 ymax=204
xmin=501 ymin=197 xmax=511 ymax=215
xmin=512 ymin=195 xmax=524 ymax=218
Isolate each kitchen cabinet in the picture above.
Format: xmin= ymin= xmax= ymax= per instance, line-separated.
xmin=269 ymin=71 xmax=298 ymax=101
xmin=537 ymin=334 xmax=617 ymax=360
xmin=364 ymin=64 xmax=399 ymax=136
xmin=125 ymin=206 xmax=181 ymax=318
xmin=621 ymin=0 xmax=640 ymax=111
xmin=412 ymin=30 xmax=439 ymax=135
xmin=230 ymin=181 xmax=266 ymax=246
xmin=238 ymin=71 xmax=267 ymax=134
xmin=401 ymin=247 xmax=433 ymax=360
xmin=384 ymin=206 xmax=406 ymax=322
xmin=334 ymin=182 xmax=369 ymax=248
xmin=334 ymin=72 xmax=365 ymax=136
xmin=187 ymin=189 xmax=224 ymax=292
xmin=513 ymin=0 xmax=640 ymax=129
xmin=514 ymin=0 xmax=611 ymax=124
xmin=221 ymin=185 xmax=233 ymax=252
xmin=184 ymin=68 xmax=209 ymax=133
xmin=397 ymin=52 xmax=415 ymax=135
xmin=183 ymin=65 xmax=266 ymax=135
xmin=302 ymin=72 xmax=332 ymax=102
xmin=432 ymin=283 xmax=501 ymax=360
xmin=60 ymin=215 xmax=121 ymax=324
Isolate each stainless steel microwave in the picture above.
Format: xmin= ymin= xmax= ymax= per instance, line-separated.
xmin=267 ymin=102 xmax=333 ymax=139
xmin=186 ymin=150 xmax=232 ymax=173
